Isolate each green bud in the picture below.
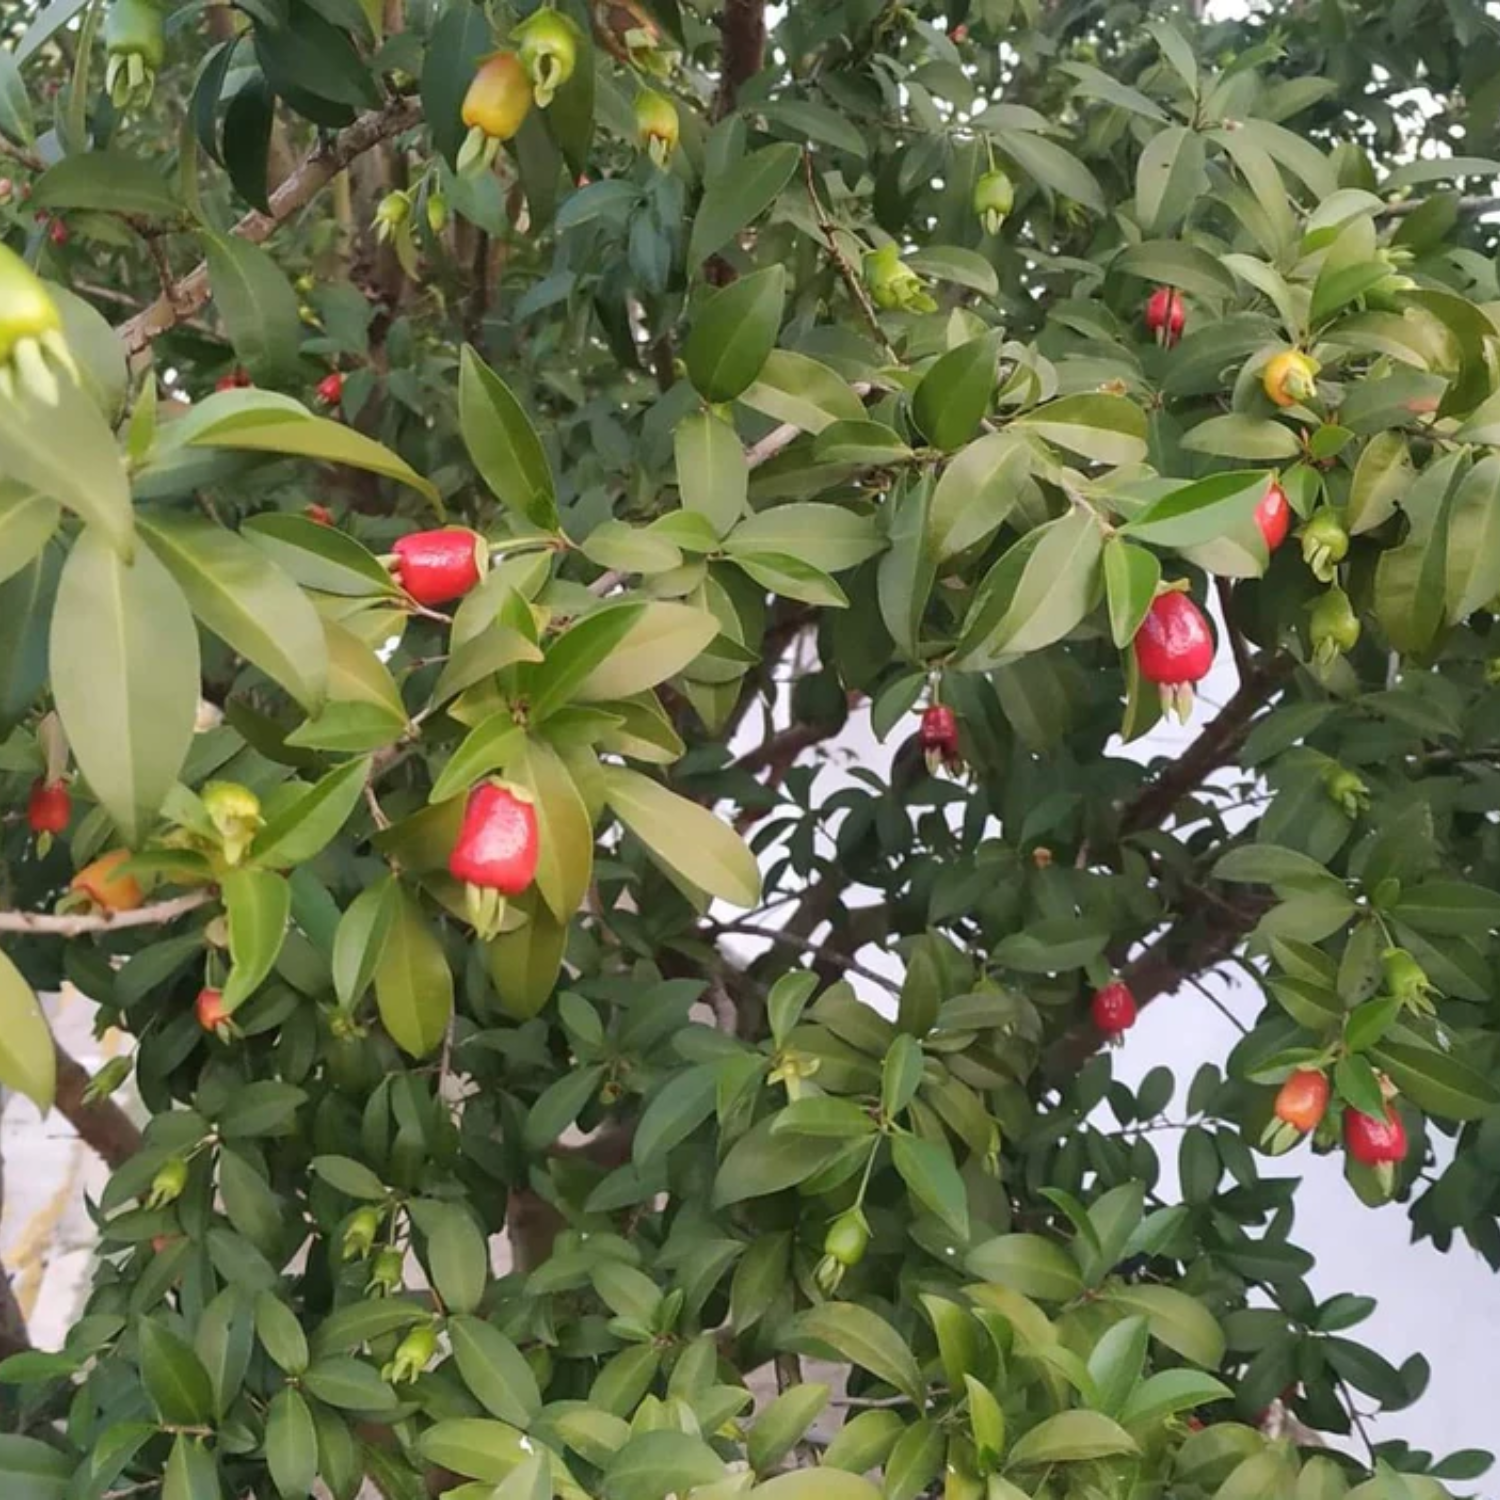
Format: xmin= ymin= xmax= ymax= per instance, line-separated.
xmin=367 ymin=1246 xmax=405 ymax=1296
xmin=342 ymin=1205 xmax=384 ymax=1262
xmin=514 ymin=7 xmax=579 ymax=108
xmin=1309 ymin=584 xmax=1360 ymax=666
xmin=973 ymin=168 xmax=1014 ymax=236
xmin=1323 ymin=764 xmax=1370 ymax=818
xmin=146 ymin=1156 xmax=189 ymax=1210
xmin=382 ymin=1321 xmax=437 ymax=1384
xmin=202 ymin=780 xmax=263 ymax=866
xmin=103 ymin=0 xmax=165 ymax=111
xmin=863 ymin=243 xmax=936 ymax=314
xmin=1300 ymin=509 xmax=1350 ymax=584
xmin=1382 ymin=947 xmax=1434 ymax=1008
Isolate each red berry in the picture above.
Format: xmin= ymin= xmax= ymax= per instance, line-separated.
xmin=449 ymin=782 xmax=540 ymax=895
xmin=1274 ymin=1069 xmax=1330 ymax=1133
xmin=305 ymin=503 xmax=334 ymax=527
xmin=48 ymin=218 xmax=68 ymax=246
xmin=1345 ymin=1103 xmax=1408 ymax=1166
xmin=1255 ymin=480 xmax=1291 ymax=552
xmin=27 ymin=778 xmax=70 ymax=835
xmin=196 ymin=987 xmax=229 ymax=1033
xmin=1091 ymin=981 xmax=1137 ymax=1036
xmin=316 ymin=371 xmax=344 ymax=405
xmin=1134 ymin=592 xmax=1214 ymax=687
xmin=392 ymin=528 xmax=486 ymax=606
xmin=918 ymin=704 xmax=958 ymax=753
xmin=1144 ymin=287 xmax=1186 ymax=347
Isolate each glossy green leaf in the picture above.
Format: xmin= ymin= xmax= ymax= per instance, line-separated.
xmin=572 ymin=602 xmax=719 ymax=702
xmin=221 ymin=869 xmax=291 ymax=1012
xmin=892 ymin=1134 xmax=969 ymax=1240
xmin=251 ymin=757 xmax=370 ymax=868
xmin=928 ymin=432 xmax=1029 ymax=561
xmin=419 ymin=1201 xmax=488 ymax=1315
xmin=449 ymin=1316 xmax=542 ymax=1428
xmin=459 ymin=345 xmax=559 ymax=532
xmin=725 ymin=503 xmax=882 ymax=573
xmin=162 ymin=1437 xmax=220 ymax=1500
xmin=1105 ymin=1284 xmax=1226 ymax=1367
xmin=1013 ymin=393 xmax=1148 ymax=465
xmin=254 ymin=1292 xmax=309 ymax=1375
xmin=374 ymin=884 xmax=454 ymax=1058
xmin=418 ymin=1418 xmax=533 ymax=1481
xmin=242 ymin=511 xmax=398 ymax=597
xmin=486 ymin=889 xmax=568 ymax=1020
xmin=966 ymin=1233 xmax=1085 ymax=1301
xmin=266 ymin=1387 xmax=318 ymax=1498
xmin=675 ymin=408 xmax=748 ymax=538
xmin=33 ymin=149 xmax=181 ymax=217
xmin=740 ymin=349 xmax=866 ymax=434
xmin=331 ymin=875 xmax=397 ymax=1010
xmin=1007 ymin=1411 xmax=1137 ymax=1466
xmin=0 ymin=485 xmax=59 ymax=588
xmin=788 ymin=1303 xmax=924 ymax=1404
xmin=688 ymin=142 xmax=800 ymax=266
xmin=138 ymin=1319 xmax=215 ymax=1426
xmin=204 ymin=234 xmax=301 ymax=384
xmin=509 ymin=735 xmax=592 ymax=921
xmin=685 ymin=267 xmax=787 ymax=404
xmin=300 ymin=1355 xmax=397 ymax=1411
xmin=1103 ymin=537 xmax=1160 ymax=649
xmin=911 ymin=332 xmax=1000 ymax=452
xmin=748 ymin=1383 xmax=830 ymax=1473
xmin=0 ymin=949 xmax=54 ymax=1110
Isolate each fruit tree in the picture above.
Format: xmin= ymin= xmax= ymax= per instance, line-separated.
xmin=0 ymin=0 xmax=1498 ymax=1492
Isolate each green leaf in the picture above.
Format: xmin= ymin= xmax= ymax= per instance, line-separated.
xmin=266 ymin=1387 xmax=318 ymax=1498
xmin=418 ymin=1419 xmax=533 ymax=1482
xmin=0 ymin=49 xmax=33 ymax=147
xmin=725 ymin=503 xmax=883 ymax=573
xmin=33 ymin=149 xmax=181 ymax=218
xmin=139 ymin=514 xmax=327 ymax=713
xmin=186 ymin=404 xmax=437 ymax=504
xmin=759 ymin=97 xmax=867 ymax=155
xmin=1446 ymin=454 xmax=1500 ymax=623
xmin=911 ymin=332 xmax=1000 ymax=452
xmin=418 ymin=1202 xmax=487 ymax=1316
xmin=572 ymin=602 xmax=719 ymax=702
xmin=954 ymin=510 xmax=1104 ymax=670
xmin=1182 ymin=413 xmax=1301 ymax=461
xmin=1115 ymin=239 xmax=1237 ymax=300
xmin=712 ymin=1115 xmax=844 ymax=1206
xmin=1105 ymin=1285 xmax=1225 ymax=1367
xmin=0 ymin=950 xmax=54 ymax=1110
xmin=431 ymin=714 xmax=525 ymax=803
xmin=374 ymin=885 xmax=454 ymax=1058
xmin=195 ymin=1289 xmax=252 ymax=1419
xmin=459 ymin=346 xmax=559 ymax=532
xmin=301 ymin=1356 xmax=397 ymax=1412
xmin=966 ymin=1234 xmax=1085 ymax=1301
xmin=884 ymin=1418 xmax=945 ymax=1500
xmin=524 ymin=1064 xmax=604 ymax=1152
xmin=1007 ymin=1411 xmax=1137 ymax=1466
xmin=310 ymin=1154 xmax=387 ymax=1200
xmin=251 ymin=757 xmax=370 ymax=868
xmin=892 ymin=1134 xmax=969 ymax=1240
xmin=928 ymin=432 xmax=1030 ymax=561
xmin=1390 ymin=880 xmax=1500 ymax=936
xmin=580 ymin=520 xmax=681 ymax=576
xmin=602 ymin=1430 xmax=726 ymax=1500
xmin=1060 ymin=60 xmax=1167 ymax=121
xmin=772 ymin=1096 xmax=878 ymax=1138
xmin=1087 ymin=1316 xmax=1150 ymax=1418
xmin=908 ymin=245 xmax=1000 ymax=299
xmin=217 ymin=1079 xmax=306 ymax=1138
xmin=221 ymin=869 xmax=291 ymax=1012
xmin=0 ymin=485 xmax=59 ymax=588
xmin=1212 ymin=844 xmax=1343 ymax=894
xmin=1119 ymin=1368 xmax=1231 ymax=1426
xmin=51 ymin=528 xmax=199 ymax=845
xmin=204 ymin=234 xmax=301 ymax=385
xmin=997 ymin=126 xmax=1104 ymax=212
xmin=487 ymin=889 xmax=568 ymax=1020
xmin=688 ymin=142 xmax=800 ymax=266
xmin=332 ymin=875 xmax=397 ymax=1010
xmin=433 ymin=623 xmax=544 ymax=708
xmin=1368 ymin=1034 xmax=1500 ymax=1120
xmin=788 ymin=1303 xmax=924 ymax=1404
xmin=509 ymin=735 xmax=592 ymax=921
xmin=1136 ymin=124 xmax=1206 ymax=236
xmin=242 ymin=510 xmax=398 ymax=598
xmin=420 ymin=1 xmax=493 ymax=166
xmin=449 ymin=1316 xmax=542 ymax=1428
xmin=751 ymin=1475 xmax=882 ymax=1500
xmin=1122 ymin=470 xmax=1272 ymax=551
xmin=676 ymin=409 xmax=748 ymax=540
xmin=813 ymin=418 xmax=912 ymax=466
xmin=0 ymin=1434 xmax=72 ymax=1499
xmin=0 ymin=374 xmax=132 ymax=556
xmin=731 ymin=550 xmax=848 ymax=606
xmin=255 ymin=1292 xmax=310 ymax=1375
xmin=605 ymin=765 xmax=761 ymax=908
xmin=1103 ymin=538 xmax=1160 ymax=649
xmin=685 ymin=267 xmax=787 ymax=404
xmin=139 ymin=1318 xmax=215 ymax=1426
xmin=739 ymin=348 xmax=866 ymax=434
xmin=1013 ymin=394 xmax=1148 ymax=465
xmin=163 ymin=1436 xmax=220 ymax=1500
xmin=633 ymin=1065 xmax=719 ymax=1166
xmin=748 ymin=1383 xmax=830 ymax=1473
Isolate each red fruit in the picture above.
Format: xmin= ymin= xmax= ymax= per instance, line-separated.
xmin=1144 ymin=286 xmax=1186 ymax=348
xmin=0 ymin=178 xmax=13 ymax=205
xmin=1091 ymin=981 xmax=1137 ymax=1036
xmin=1134 ymin=590 xmax=1214 ymax=721
xmin=47 ymin=218 xmax=68 ymax=247
xmin=196 ymin=987 xmax=229 ymax=1032
xmin=1274 ymin=1069 xmax=1330 ymax=1133
xmin=1255 ymin=480 xmax=1291 ymax=552
xmin=919 ymin=704 xmax=958 ymax=753
xmin=449 ymin=782 xmax=540 ymax=894
xmin=27 ymin=778 xmax=70 ymax=835
xmin=305 ymin=503 xmax=334 ymax=527
xmin=1345 ymin=1103 xmax=1408 ymax=1166
xmin=316 ymin=371 xmax=344 ymax=405
xmin=392 ymin=527 xmax=486 ymax=606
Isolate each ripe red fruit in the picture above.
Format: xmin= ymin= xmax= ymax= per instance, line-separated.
xmin=196 ymin=987 xmax=229 ymax=1033
xmin=1134 ymin=591 xmax=1215 ymax=722
xmin=449 ymin=782 xmax=540 ymax=895
xmin=1274 ymin=1069 xmax=1330 ymax=1133
xmin=919 ymin=704 xmax=958 ymax=753
xmin=1345 ymin=1103 xmax=1408 ymax=1166
xmin=305 ymin=503 xmax=334 ymax=527
xmin=215 ymin=368 xmax=252 ymax=392
xmin=1144 ymin=286 xmax=1186 ymax=348
xmin=1255 ymin=480 xmax=1291 ymax=552
xmin=392 ymin=528 xmax=486 ymax=606
xmin=1091 ymin=981 xmax=1137 ymax=1036
xmin=316 ymin=371 xmax=344 ymax=405
xmin=47 ymin=218 xmax=68 ymax=247
xmin=27 ymin=778 xmax=70 ymax=835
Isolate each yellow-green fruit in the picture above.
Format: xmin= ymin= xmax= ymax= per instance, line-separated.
xmin=635 ymin=88 xmax=680 ymax=166
xmin=515 ymin=8 xmax=579 ymax=107
xmin=462 ymin=51 xmax=534 ymax=142
xmin=0 ymin=245 xmax=63 ymax=366
xmin=973 ymin=167 xmax=1014 ymax=234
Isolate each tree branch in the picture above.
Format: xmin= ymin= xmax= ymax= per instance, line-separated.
xmin=0 ymin=889 xmax=213 ymax=936
xmin=54 ymin=1041 xmax=143 ymax=1170
xmin=1118 ymin=655 xmax=1293 ymax=838
xmin=713 ymin=0 xmax=766 ymax=119
xmin=117 ymin=96 xmax=422 ymax=355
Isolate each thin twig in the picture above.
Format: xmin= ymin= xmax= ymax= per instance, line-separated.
xmin=0 ymin=889 xmax=213 ymax=936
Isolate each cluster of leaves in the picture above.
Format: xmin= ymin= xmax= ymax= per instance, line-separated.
xmin=0 ymin=0 xmax=1498 ymax=1495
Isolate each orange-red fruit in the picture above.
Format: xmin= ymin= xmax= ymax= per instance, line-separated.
xmin=1091 ymin=981 xmax=1137 ymax=1036
xmin=27 ymin=778 xmax=70 ymax=835
xmin=449 ymin=782 xmax=539 ymax=894
xmin=1256 ymin=480 xmax=1291 ymax=552
xmin=392 ymin=528 xmax=485 ymax=606
xmin=70 ymin=850 xmax=143 ymax=912
xmin=196 ymin=987 xmax=228 ymax=1032
xmin=1144 ymin=286 xmax=1186 ymax=347
xmin=1134 ymin=592 xmax=1214 ymax=687
xmin=1274 ymin=1069 xmax=1330 ymax=1133
xmin=316 ymin=371 xmax=344 ymax=405
xmin=1345 ymin=1104 xmax=1408 ymax=1166
xmin=919 ymin=704 xmax=958 ymax=754
xmin=305 ymin=503 xmax=334 ymax=527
